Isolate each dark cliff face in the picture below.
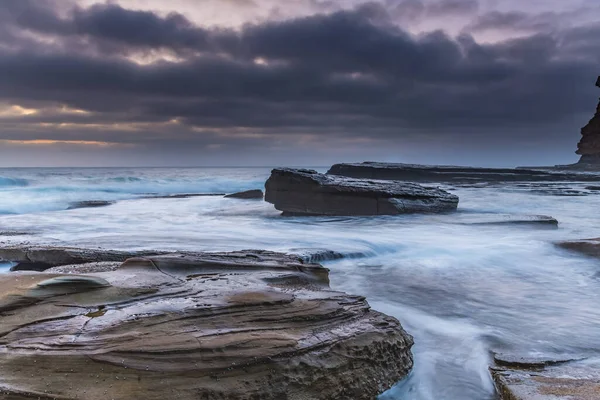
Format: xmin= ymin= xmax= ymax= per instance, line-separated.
xmin=576 ymin=76 xmax=600 ymax=163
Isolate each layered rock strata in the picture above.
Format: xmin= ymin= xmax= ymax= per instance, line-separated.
xmin=0 ymin=248 xmax=414 ymax=400
xmin=265 ymin=168 xmax=458 ymax=215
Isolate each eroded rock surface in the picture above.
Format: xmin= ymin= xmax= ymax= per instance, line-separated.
xmin=327 ymin=162 xmax=600 ymax=183
xmin=265 ymin=168 xmax=458 ymax=215
xmin=0 ymin=249 xmax=413 ymax=400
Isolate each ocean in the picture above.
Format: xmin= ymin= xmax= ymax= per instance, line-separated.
xmin=1 ymin=167 xmax=600 ymax=400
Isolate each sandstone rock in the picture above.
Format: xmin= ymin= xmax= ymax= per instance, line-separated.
xmin=327 ymin=162 xmax=600 ymax=183
xmin=576 ymin=76 xmax=600 ymax=166
xmin=265 ymin=168 xmax=459 ymax=215
xmin=492 ymin=356 xmax=600 ymax=400
xmin=0 ymin=246 xmax=166 ymax=271
xmin=0 ymin=249 xmax=414 ymax=400
xmin=556 ymin=238 xmax=600 ymax=258
xmin=225 ymin=189 xmax=264 ymax=199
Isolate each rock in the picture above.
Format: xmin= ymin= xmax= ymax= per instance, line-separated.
xmin=556 ymin=238 xmax=600 ymax=258
xmin=290 ymin=248 xmax=372 ymax=263
xmin=0 ymin=248 xmax=414 ymax=400
xmin=493 ymin=353 xmax=583 ymax=369
xmin=45 ymin=261 xmax=123 ymax=274
xmin=576 ymin=76 xmax=600 ymax=167
xmin=0 ymin=231 xmax=31 ymax=236
xmin=492 ymin=356 xmax=600 ymax=400
xmin=224 ymin=189 xmax=264 ymax=199
xmin=67 ymin=200 xmax=114 ymax=210
xmin=327 ymin=162 xmax=600 ymax=183
xmin=460 ymin=214 xmax=558 ymax=228
xmin=265 ymin=168 xmax=459 ymax=215
xmin=0 ymin=246 xmax=167 ymax=271
xmin=143 ymin=193 xmax=225 ymax=199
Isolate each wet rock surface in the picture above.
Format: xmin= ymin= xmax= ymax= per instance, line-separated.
xmin=225 ymin=189 xmax=264 ymax=199
xmin=458 ymin=214 xmax=558 ymax=228
xmin=556 ymin=238 xmax=600 ymax=258
xmin=0 ymin=249 xmax=413 ymax=400
xmin=265 ymin=168 xmax=458 ymax=215
xmin=492 ymin=356 xmax=600 ymax=400
xmin=327 ymin=162 xmax=600 ymax=183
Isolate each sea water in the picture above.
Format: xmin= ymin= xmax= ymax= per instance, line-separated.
xmin=1 ymin=167 xmax=600 ymax=400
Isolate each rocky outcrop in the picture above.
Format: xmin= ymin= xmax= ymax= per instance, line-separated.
xmin=0 ymin=246 xmax=166 ymax=271
xmin=576 ymin=76 xmax=600 ymax=166
xmin=492 ymin=354 xmax=600 ymax=400
xmin=264 ymin=168 xmax=458 ymax=215
xmin=0 ymin=249 xmax=414 ymax=400
xmin=328 ymin=162 xmax=600 ymax=183
xmin=225 ymin=189 xmax=264 ymax=199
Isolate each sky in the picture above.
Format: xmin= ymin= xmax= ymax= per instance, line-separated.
xmin=0 ymin=0 xmax=599 ymax=167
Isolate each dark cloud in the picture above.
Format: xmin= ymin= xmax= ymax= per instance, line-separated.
xmin=0 ymin=0 xmax=598 ymax=166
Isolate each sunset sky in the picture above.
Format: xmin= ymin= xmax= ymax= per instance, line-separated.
xmin=0 ymin=0 xmax=599 ymax=167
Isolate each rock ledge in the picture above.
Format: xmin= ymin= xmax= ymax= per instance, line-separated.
xmin=0 ymin=248 xmax=413 ymax=400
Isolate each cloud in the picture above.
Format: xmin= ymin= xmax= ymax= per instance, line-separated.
xmin=0 ymin=0 xmax=598 ymax=166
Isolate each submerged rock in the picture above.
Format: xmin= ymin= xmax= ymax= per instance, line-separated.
xmin=290 ymin=248 xmax=372 ymax=263
xmin=224 ymin=189 xmax=264 ymax=199
xmin=556 ymin=238 xmax=600 ymax=258
xmin=327 ymin=162 xmax=600 ymax=183
xmin=0 ymin=249 xmax=414 ymax=400
xmin=144 ymin=193 xmax=225 ymax=199
xmin=460 ymin=214 xmax=558 ymax=228
xmin=265 ymin=168 xmax=458 ymax=215
xmin=492 ymin=355 xmax=600 ymax=400
xmin=67 ymin=200 xmax=114 ymax=210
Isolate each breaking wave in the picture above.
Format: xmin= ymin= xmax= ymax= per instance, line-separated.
xmin=0 ymin=177 xmax=29 ymax=188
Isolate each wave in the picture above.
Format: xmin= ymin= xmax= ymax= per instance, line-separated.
xmin=107 ymin=177 xmax=143 ymax=183
xmin=0 ymin=177 xmax=29 ymax=188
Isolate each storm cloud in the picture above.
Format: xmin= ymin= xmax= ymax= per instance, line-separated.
xmin=0 ymin=0 xmax=598 ymax=166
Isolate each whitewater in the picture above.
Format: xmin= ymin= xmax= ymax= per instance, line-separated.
xmin=1 ymin=167 xmax=600 ymax=400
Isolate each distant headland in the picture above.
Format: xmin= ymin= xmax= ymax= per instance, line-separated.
xmin=575 ymin=76 xmax=600 ymax=167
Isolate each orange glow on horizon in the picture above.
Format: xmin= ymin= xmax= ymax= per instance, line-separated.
xmin=0 ymin=139 xmax=128 ymax=147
